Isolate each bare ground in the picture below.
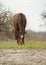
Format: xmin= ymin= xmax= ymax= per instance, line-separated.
xmin=0 ymin=49 xmax=46 ymax=65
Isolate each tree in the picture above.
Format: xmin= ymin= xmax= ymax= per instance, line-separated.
xmin=41 ymin=10 xmax=46 ymax=25
xmin=42 ymin=10 xmax=46 ymax=18
xmin=0 ymin=3 xmax=14 ymax=38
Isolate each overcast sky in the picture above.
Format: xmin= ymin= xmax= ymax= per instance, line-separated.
xmin=0 ymin=0 xmax=46 ymax=32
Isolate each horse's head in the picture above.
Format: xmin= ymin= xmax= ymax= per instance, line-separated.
xmin=17 ymin=32 xmax=24 ymax=45
xmin=17 ymin=31 xmax=26 ymax=45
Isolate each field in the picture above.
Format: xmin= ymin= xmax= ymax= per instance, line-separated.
xmin=0 ymin=41 xmax=46 ymax=65
xmin=0 ymin=41 xmax=46 ymax=49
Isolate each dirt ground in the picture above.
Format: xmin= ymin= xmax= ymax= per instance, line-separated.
xmin=0 ymin=49 xmax=46 ymax=65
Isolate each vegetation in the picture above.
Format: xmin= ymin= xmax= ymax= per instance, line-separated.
xmin=0 ymin=3 xmax=14 ymax=38
xmin=0 ymin=41 xmax=46 ymax=49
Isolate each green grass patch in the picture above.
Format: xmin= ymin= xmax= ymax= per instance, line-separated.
xmin=0 ymin=41 xmax=46 ymax=49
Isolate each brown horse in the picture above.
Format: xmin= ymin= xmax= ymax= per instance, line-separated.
xmin=13 ymin=13 xmax=27 ymax=45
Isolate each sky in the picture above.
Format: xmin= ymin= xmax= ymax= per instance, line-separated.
xmin=0 ymin=0 xmax=46 ymax=32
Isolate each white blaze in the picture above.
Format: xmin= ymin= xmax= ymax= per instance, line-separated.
xmin=21 ymin=35 xmax=23 ymax=38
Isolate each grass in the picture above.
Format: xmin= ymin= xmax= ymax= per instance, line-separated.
xmin=0 ymin=41 xmax=46 ymax=49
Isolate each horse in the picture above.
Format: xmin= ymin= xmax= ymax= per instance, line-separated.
xmin=13 ymin=13 xmax=27 ymax=45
